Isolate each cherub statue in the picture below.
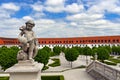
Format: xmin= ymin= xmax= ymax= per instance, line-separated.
xmin=17 ymin=20 xmax=38 ymax=61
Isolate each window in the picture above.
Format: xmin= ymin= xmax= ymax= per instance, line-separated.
xmin=116 ymin=39 xmax=119 ymax=42
xmin=105 ymin=40 xmax=107 ymax=43
xmin=113 ymin=40 xmax=115 ymax=42
xmin=80 ymin=40 xmax=82 ymax=43
xmin=98 ymin=40 xmax=100 ymax=42
xmin=101 ymin=40 xmax=103 ymax=43
xmin=88 ymin=40 xmax=91 ymax=42
xmin=94 ymin=40 xmax=96 ymax=43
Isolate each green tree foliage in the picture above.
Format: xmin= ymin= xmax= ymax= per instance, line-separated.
xmin=103 ymin=46 xmax=112 ymax=54
xmin=34 ymin=49 xmax=49 ymax=66
xmin=83 ymin=46 xmax=92 ymax=64
xmin=117 ymin=46 xmax=120 ymax=55
xmin=72 ymin=46 xmax=83 ymax=55
xmin=53 ymin=46 xmax=61 ymax=55
xmin=112 ymin=45 xmax=117 ymax=54
xmin=83 ymin=46 xmax=92 ymax=56
xmin=97 ymin=47 xmax=110 ymax=62
xmin=0 ymin=46 xmax=19 ymax=70
xmin=64 ymin=48 xmax=79 ymax=68
xmin=61 ymin=46 xmax=66 ymax=53
xmin=92 ymin=47 xmax=98 ymax=58
xmin=42 ymin=46 xmax=51 ymax=53
xmin=78 ymin=47 xmax=83 ymax=55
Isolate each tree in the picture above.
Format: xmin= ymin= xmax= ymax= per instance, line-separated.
xmin=112 ymin=46 xmax=117 ymax=55
xmin=61 ymin=46 xmax=66 ymax=53
xmin=53 ymin=46 xmax=61 ymax=55
xmin=42 ymin=46 xmax=51 ymax=53
xmin=92 ymin=47 xmax=98 ymax=59
xmin=117 ymin=46 xmax=120 ymax=55
xmin=97 ymin=47 xmax=110 ymax=62
xmin=104 ymin=46 xmax=112 ymax=54
xmin=83 ymin=46 xmax=92 ymax=64
xmin=0 ymin=47 xmax=18 ymax=70
xmin=34 ymin=49 xmax=49 ymax=67
xmin=64 ymin=48 xmax=79 ymax=68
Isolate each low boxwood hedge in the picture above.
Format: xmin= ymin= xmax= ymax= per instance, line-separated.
xmin=48 ymin=58 xmax=60 ymax=67
xmin=0 ymin=75 xmax=64 ymax=80
xmin=104 ymin=61 xmax=117 ymax=65
xmin=0 ymin=77 xmax=9 ymax=80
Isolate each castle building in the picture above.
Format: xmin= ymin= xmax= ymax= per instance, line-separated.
xmin=0 ymin=35 xmax=119 ymax=48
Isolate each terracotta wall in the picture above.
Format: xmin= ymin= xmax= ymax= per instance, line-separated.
xmin=38 ymin=36 xmax=120 ymax=44
xmin=0 ymin=37 xmax=19 ymax=45
xmin=0 ymin=36 xmax=119 ymax=45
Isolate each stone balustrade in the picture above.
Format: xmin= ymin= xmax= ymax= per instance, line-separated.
xmin=86 ymin=61 xmax=120 ymax=80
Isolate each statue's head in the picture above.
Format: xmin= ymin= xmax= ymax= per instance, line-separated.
xmin=25 ymin=20 xmax=35 ymax=30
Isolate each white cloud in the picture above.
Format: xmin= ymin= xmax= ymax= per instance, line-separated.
xmin=66 ymin=13 xmax=103 ymax=21
xmin=87 ymin=0 xmax=120 ymax=14
xmin=70 ymin=22 xmax=77 ymax=26
xmin=31 ymin=2 xmax=43 ymax=12
xmin=45 ymin=0 xmax=65 ymax=13
xmin=65 ymin=3 xmax=84 ymax=13
xmin=45 ymin=6 xmax=64 ymax=13
xmin=45 ymin=0 xmax=65 ymax=6
xmin=1 ymin=3 xmax=20 ymax=11
xmin=0 ymin=0 xmax=120 ymax=38
xmin=22 ymin=16 xmax=33 ymax=21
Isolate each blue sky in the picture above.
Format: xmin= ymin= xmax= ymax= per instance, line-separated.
xmin=0 ymin=0 xmax=120 ymax=38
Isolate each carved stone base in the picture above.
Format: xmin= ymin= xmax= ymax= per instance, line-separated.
xmin=5 ymin=60 xmax=44 ymax=80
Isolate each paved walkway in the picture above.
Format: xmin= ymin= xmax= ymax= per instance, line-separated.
xmin=63 ymin=69 xmax=94 ymax=80
xmin=43 ymin=53 xmax=95 ymax=80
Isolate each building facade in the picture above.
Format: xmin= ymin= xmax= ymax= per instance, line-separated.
xmin=0 ymin=35 xmax=120 ymax=48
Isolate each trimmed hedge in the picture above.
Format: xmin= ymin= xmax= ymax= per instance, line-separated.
xmin=109 ymin=58 xmax=120 ymax=63
xmin=0 ymin=75 xmax=64 ymax=80
xmin=42 ymin=66 xmax=49 ymax=70
xmin=0 ymin=77 xmax=9 ymax=80
xmin=104 ymin=61 xmax=117 ymax=65
xmin=48 ymin=58 xmax=60 ymax=67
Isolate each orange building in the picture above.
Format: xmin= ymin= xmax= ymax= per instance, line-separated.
xmin=0 ymin=35 xmax=120 ymax=48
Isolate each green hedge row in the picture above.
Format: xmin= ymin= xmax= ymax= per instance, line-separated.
xmin=0 ymin=75 xmax=64 ymax=80
xmin=0 ymin=77 xmax=9 ymax=80
xmin=48 ymin=58 xmax=60 ymax=67
xmin=104 ymin=61 xmax=117 ymax=65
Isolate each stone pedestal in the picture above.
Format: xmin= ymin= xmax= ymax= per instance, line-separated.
xmin=5 ymin=60 xmax=44 ymax=80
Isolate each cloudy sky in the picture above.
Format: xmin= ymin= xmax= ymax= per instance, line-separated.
xmin=0 ymin=0 xmax=120 ymax=38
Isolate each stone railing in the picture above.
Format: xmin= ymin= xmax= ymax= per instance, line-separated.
xmin=86 ymin=61 xmax=120 ymax=80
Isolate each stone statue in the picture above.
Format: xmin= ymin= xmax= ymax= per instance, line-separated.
xmin=17 ymin=20 xmax=38 ymax=61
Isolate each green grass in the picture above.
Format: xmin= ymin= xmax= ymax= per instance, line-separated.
xmin=0 ymin=75 xmax=64 ymax=80
xmin=48 ymin=58 xmax=60 ymax=67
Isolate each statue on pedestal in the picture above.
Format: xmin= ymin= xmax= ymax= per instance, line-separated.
xmin=5 ymin=20 xmax=43 ymax=80
xmin=17 ymin=20 xmax=38 ymax=61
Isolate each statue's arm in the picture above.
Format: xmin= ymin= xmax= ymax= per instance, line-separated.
xmin=33 ymin=32 xmax=38 ymax=46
